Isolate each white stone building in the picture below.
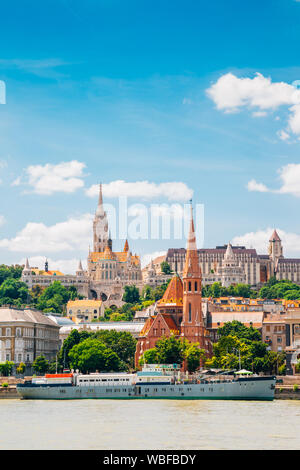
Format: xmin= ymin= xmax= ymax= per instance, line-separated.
xmin=0 ymin=307 xmax=60 ymax=364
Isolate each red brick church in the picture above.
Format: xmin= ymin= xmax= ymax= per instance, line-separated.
xmin=135 ymin=204 xmax=212 ymax=369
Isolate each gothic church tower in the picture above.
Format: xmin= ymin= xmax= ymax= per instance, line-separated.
xmin=181 ymin=203 xmax=205 ymax=347
xmin=93 ymin=183 xmax=110 ymax=252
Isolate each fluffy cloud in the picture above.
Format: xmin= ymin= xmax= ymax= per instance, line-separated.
xmin=247 ymin=163 xmax=300 ymax=198
xmin=232 ymin=228 xmax=300 ymax=257
xmin=13 ymin=160 xmax=86 ymax=195
xmin=86 ymin=180 xmax=193 ymax=202
xmin=206 ymin=72 xmax=300 ymax=136
xmin=0 ymin=213 xmax=93 ymax=253
xmin=247 ymin=179 xmax=269 ymax=193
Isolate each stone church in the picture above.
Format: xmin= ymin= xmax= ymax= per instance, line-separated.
xmin=22 ymin=184 xmax=143 ymax=307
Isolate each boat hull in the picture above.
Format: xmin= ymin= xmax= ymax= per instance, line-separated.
xmin=17 ymin=377 xmax=276 ymax=401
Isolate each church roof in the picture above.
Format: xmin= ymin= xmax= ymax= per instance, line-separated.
xmin=139 ymin=313 xmax=179 ymax=337
xmin=157 ymin=274 xmax=183 ymax=307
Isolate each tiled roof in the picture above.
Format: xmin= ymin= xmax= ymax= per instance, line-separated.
xmin=0 ymin=308 xmax=59 ymax=327
xmin=157 ymin=275 xmax=183 ymax=307
xmin=31 ymin=268 xmax=64 ymax=276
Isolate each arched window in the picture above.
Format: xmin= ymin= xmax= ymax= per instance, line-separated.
xmin=195 ymin=281 xmax=198 ymax=292
xmin=188 ymin=303 xmax=192 ymax=322
xmin=188 ymin=281 xmax=192 ymax=292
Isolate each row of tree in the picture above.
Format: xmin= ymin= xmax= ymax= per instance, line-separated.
xmin=138 ymin=335 xmax=206 ymax=373
xmin=205 ymin=320 xmax=286 ymax=375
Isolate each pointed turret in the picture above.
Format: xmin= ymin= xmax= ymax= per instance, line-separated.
xmin=23 ymin=258 xmax=31 ymax=274
xmin=93 ymin=182 xmax=109 ymax=252
xmin=78 ymin=260 xmax=83 ymax=271
xmin=123 ymin=239 xmax=129 ymax=252
xmin=268 ymin=228 xmax=283 ymax=263
xmin=269 ymin=229 xmax=281 ymax=242
xmin=224 ymin=242 xmax=235 ymax=261
xmin=182 ymin=203 xmax=201 ymax=278
xmin=96 ymin=183 xmax=105 ymax=217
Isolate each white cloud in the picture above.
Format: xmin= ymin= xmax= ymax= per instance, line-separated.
xmin=247 ymin=163 xmax=300 ymax=198
xmin=247 ymin=179 xmax=269 ymax=193
xmin=141 ymin=251 xmax=166 ymax=268
xmin=206 ymin=72 xmax=300 ymax=136
xmin=14 ymin=160 xmax=86 ymax=195
xmin=86 ymin=180 xmax=193 ymax=201
xmin=276 ymin=163 xmax=300 ymax=197
xmin=252 ymin=111 xmax=267 ymax=117
xmin=277 ymin=130 xmax=290 ymax=141
xmin=0 ymin=213 xmax=93 ymax=253
xmin=232 ymin=228 xmax=300 ymax=257
xmin=19 ymin=256 xmax=87 ymax=275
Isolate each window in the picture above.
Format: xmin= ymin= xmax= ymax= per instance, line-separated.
xmin=195 ymin=281 xmax=198 ymax=291
xmin=188 ymin=281 xmax=192 ymax=292
xmin=188 ymin=303 xmax=192 ymax=322
xmin=5 ymin=328 xmax=11 ymax=337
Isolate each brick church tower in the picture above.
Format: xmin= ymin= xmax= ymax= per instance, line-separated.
xmin=181 ymin=203 xmax=206 ymax=349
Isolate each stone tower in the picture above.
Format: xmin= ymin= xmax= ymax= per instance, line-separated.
xmin=181 ymin=203 xmax=205 ymax=347
xmin=93 ymin=183 xmax=109 ymax=252
xmin=268 ymin=229 xmax=283 ymax=264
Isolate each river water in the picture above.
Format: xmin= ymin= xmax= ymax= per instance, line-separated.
xmin=1 ymin=399 xmax=299 ymax=450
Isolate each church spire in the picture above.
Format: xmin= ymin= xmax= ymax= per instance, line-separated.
xmin=96 ymin=183 xmax=105 ymax=216
xmin=93 ymin=182 xmax=109 ymax=252
xmin=183 ymin=202 xmax=201 ymax=278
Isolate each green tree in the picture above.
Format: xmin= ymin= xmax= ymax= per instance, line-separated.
xmin=139 ymin=348 xmax=159 ymax=365
xmin=0 ymin=264 xmax=23 ymax=285
xmin=0 ymin=361 xmax=14 ymax=376
xmin=0 ymin=278 xmax=29 ymax=306
xmin=35 ymin=280 xmax=79 ymax=313
xmin=155 ymin=335 xmax=185 ymax=365
xmin=161 ymin=261 xmax=172 ymax=275
xmin=58 ymin=328 xmax=83 ymax=369
xmin=122 ymin=285 xmax=140 ymax=304
xmin=93 ymin=330 xmax=137 ymax=367
xmin=69 ymin=338 xmax=122 ymax=373
xmin=33 ymin=356 xmax=49 ymax=374
xmin=217 ymin=320 xmax=261 ymax=342
xmin=185 ymin=343 xmax=205 ymax=373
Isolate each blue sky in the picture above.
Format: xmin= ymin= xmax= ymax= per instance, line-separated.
xmin=1 ymin=0 xmax=300 ymax=272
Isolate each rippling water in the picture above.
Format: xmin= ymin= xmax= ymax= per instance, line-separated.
xmin=1 ymin=399 xmax=300 ymax=450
